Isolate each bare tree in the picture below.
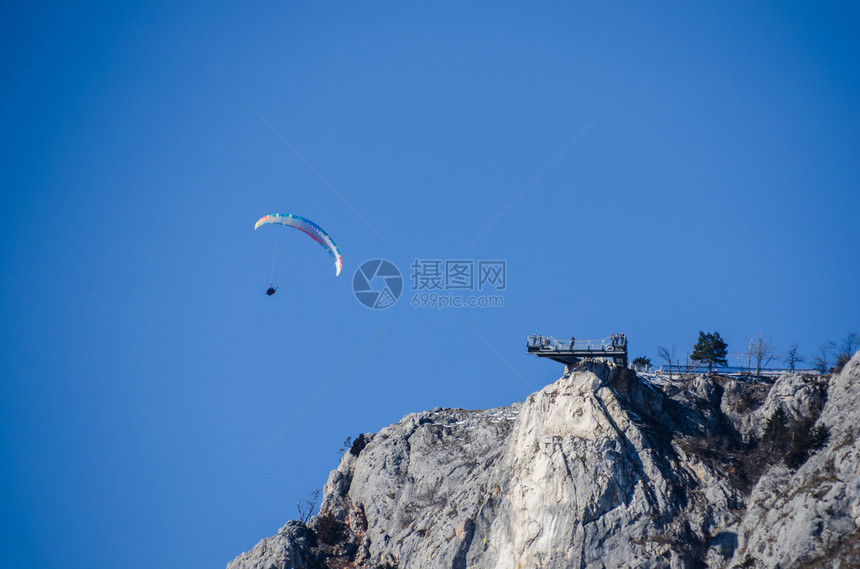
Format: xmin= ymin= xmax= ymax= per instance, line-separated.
xmin=829 ymin=331 xmax=859 ymax=364
xmin=337 ymin=436 xmax=353 ymax=457
xmin=297 ymin=489 xmax=321 ymax=524
xmin=730 ymin=349 xmax=748 ymax=369
xmin=784 ymin=343 xmax=803 ymax=371
xmin=730 ymin=340 xmax=753 ymax=375
xmin=657 ymin=344 xmax=677 ymax=380
xmin=745 ymin=338 xmax=753 ymax=373
xmin=749 ymin=333 xmax=779 ymax=376
xmin=812 ymin=344 xmax=830 ymax=373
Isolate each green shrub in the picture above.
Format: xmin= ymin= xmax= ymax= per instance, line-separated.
xmin=762 ymin=406 xmax=790 ymax=453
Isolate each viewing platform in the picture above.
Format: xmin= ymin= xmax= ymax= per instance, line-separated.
xmin=527 ymin=334 xmax=628 ymax=367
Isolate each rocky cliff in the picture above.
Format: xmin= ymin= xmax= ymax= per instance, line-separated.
xmin=228 ymin=353 xmax=860 ymax=569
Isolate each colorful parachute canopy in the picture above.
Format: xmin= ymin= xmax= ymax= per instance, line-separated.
xmin=254 ymin=214 xmax=343 ymax=276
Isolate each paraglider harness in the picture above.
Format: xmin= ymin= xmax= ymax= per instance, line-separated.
xmin=265 ymin=285 xmax=277 ymax=296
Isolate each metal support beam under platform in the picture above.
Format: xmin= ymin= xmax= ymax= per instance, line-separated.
xmin=527 ymin=334 xmax=628 ymax=367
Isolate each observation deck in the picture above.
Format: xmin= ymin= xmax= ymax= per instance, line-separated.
xmin=527 ymin=334 xmax=628 ymax=367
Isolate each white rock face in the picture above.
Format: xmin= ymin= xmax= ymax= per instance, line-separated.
xmin=228 ymin=355 xmax=860 ymax=569
xmin=323 ymin=404 xmax=521 ymax=569
xmin=730 ymin=354 xmax=860 ymax=568
xmin=227 ymin=521 xmax=316 ymax=569
xmin=467 ymin=363 xmax=692 ymax=569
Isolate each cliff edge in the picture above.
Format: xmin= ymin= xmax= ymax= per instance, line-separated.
xmin=228 ymin=353 xmax=860 ymax=569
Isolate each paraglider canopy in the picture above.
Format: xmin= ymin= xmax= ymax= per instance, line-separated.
xmin=254 ymin=214 xmax=342 ymax=276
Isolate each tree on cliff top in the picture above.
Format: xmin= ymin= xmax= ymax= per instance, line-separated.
xmin=690 ymin=331 xmax=728 ymax=372
xmin=750 ymin=332 xmax=779 ymax=376
xmin=830 ymin=331 xmax=858 ymax=372
xmin=784 ymin=343 xmax=804 ymax=371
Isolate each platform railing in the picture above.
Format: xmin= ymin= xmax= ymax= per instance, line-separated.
xmin=656 ymin=364 xmax=823 ymax=377
xmin=526 ymin=335 xmax=626 ymax=352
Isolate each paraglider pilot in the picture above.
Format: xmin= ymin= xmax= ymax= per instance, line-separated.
xmin=265 ymin=286 xmax=277 ymax=296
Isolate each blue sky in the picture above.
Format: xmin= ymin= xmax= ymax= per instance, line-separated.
xmin=2 ymin=2 xmax=858 ymax=568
